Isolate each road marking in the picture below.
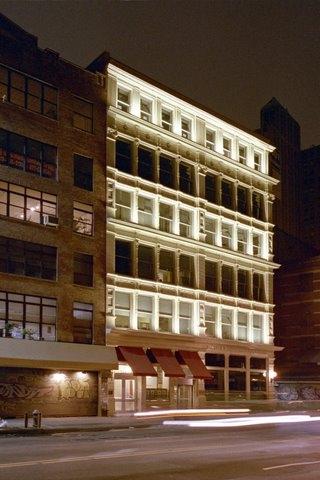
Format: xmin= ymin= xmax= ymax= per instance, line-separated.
xmin=263 ymin=459 xmax=320 ymax=471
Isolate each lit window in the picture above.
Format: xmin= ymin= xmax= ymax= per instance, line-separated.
xmin=140 ymin=97 xmax=152 ymax=122
xmin=223 ymin=137 xmax=231 ymax=158
xmin=137 ymin=295 xmax=153 ymax=330
xmin=254 ymin=152 xmax=262 ymax=171
xmin=179 ymin=209 xmax=192 ymax=238
xmin=179 ymin=302 xmax=192 ymax=334
xmin=204 ymin=216 xmax=216 ymax=245
xmin=237 ymin=312 xmax=248 ymax=341
xmin=159 ymin=298 xmax=173 ymax=332
xmin=253 ymin=314 xmax=263 ymax=342
xmin=221 ymin=309 xmax=233 ymax=339
xmin=115 ymin=292 xmax=130 ymax=328
xmin=73 ymin=201 xmax=93 ymax=236
xmin=252 ymin=233 xmax=262 ymax=256
xmin=138 ymin=196 xmax=153 ymax=227
xmin=205 ymin=305 xmax=216 ymax=336
xmin=221 ymin=223 xmax=233 ymax=250
xmin=161 ymin=108 xmax=172 ymax=131
xmin=238 ymin=145 xmax=247 ymax=164
xmin=206 ymin=129 xmax=215 ymax=151
xmin=159 ymin=203 xmax=173 ymax=233
xmin=117 ymin=87 xmax=130 ymax=112
xmin=115 ymin=189 xmax=131 ymax=222
xmin=181 ymin=117 xmax=191 ymax=140
xmin=237 ymin=228 xmax=248 ymax=254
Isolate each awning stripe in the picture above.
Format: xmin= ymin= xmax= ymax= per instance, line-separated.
xmin=178 ymin=350 xmax=212 ymax=379
xmin=117 ymin=346 xmax=157 ymax=376
xmin=150 ymin=348 xmax=185 ymax=378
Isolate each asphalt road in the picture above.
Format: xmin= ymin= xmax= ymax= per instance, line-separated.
xmin=1 ymin=420 xmax=320 ymax=479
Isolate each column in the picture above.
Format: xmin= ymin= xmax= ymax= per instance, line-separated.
xmin=245 ymin=356 xmax=251 ymax=400
xmin=98 ymin=370 xmax=114 ymax=417
xmin=224 ymin=354 xmax=229 ymax=401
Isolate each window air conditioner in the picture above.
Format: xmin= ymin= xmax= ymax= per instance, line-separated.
xmin=42 ymin=214 xmax=59 ymax=227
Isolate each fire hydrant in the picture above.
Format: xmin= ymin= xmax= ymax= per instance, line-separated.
xmin=32 ymin=410 xmax=42 ymax=428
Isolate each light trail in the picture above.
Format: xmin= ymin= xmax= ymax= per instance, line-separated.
xmin=134 ymin=408 xmax=250 ymax=418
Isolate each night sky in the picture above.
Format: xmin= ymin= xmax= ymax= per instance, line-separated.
xmin=1 ymin=0 xmax=319 ymax=148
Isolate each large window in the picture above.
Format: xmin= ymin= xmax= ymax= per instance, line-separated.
xmin=138 ymin=147 xmax=154 ymax=181
xmin=205 ymin=305 xmax=216 ymax=336
xmin=115 ymin=292 xmax=130 ymax=328
xmin=0 ymin=181 xmax=57 ymax=224
xmin=159 ymin=250 xmax=174 ymax=284
xmin=237 ymin=312 xmax=248 ymax=341
xmin=73 ymin=302 xmax=93 ymax=344
xmin=159 ymin=155 xmax=174 ymax=188
xmin=0 ymin=129 xmax=57 ymax=179
xmin=73 ymin=201 xmax=93 ymax=236
xmin=221 ymin=265 xmax=234 ymax=295
xmin=179 ymin=254 xmax=194 ymax=288
xmin=73 ymin=97 xmax=93 ymax=133
xmin=138 ymin=245 xmax=154 ymax=280
xmin=159 ymin=298 xmax=173 ymax=332
xmin=179 ymin=162 xmax=193 ymax=195
xmin=221 ymin=223 xmax=233 ymax=250
xmin=138 ymin=196 xmax=153 ymax=227
xmin=237 ymin=228 xmax=248 ymax=254
xmin=74 ymin=154 xmax=93 ymax=191
xmin=115 ymin=240 xmax=132 ymax=276
xmin=115 ymin=189 xmax=131 ymax=222
xmin=73 ymin=252 xmax=93 ymax=287
xmin=252 ymin=233 xmax=262 ymax=256
xmin=0 ymin=65 xmax=57 ymax=119
xmin=221 ymin=180 xmax=232 ymax=209
xmin=204 ymin=216 xmax=216 ymax=245
xmin=205 ymin=261 xmax=218 ymax=292
xmin=253 ymin=314 xmax=263 ymax=342
xmin=179 ymin=208 xmax=192 ymax=238
xmin=116 ymin=139 xmax=132 ymax=174
xmin=0 ymin=291 xmax=56 ymax=341
xmin=205 ymin=174 xmax=216 ymax=203
xmin=159 ymin=203 xmax=173 ymax=233
xmin=0 ymin=237 xmax=56 ymax=280
xmin=238 ymin=269 xmax=249 ymax=299
xmin=137 ymin=295 xmax=153 ymax=330
xmin=221 ymin=309 xmax=233 ymax=339
xmin=179 ymin=302 xmax=192 ymax=334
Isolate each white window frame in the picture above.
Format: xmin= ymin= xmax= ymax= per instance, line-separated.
xmin=238 ymin=144 xmax=247 ymax=165
xmin=137 ymin=194 xmax=154 ymax=228
xmin=178 ymin=300 xmax=193 ymax=335
xmin=181 ymin=115 xmax=192 ymax=140
xmin=161 ymin=106 xmax=173 ymax=131
xmin=140 ymin=95 xmax=153 ymax=123
xmin=115 ymin=187 xmax=132 ymax=222
xmin=206 ymin=127 xmax=216 ymax=151
xmin=179 ymin=207 xmax=194 ymax=238
xmin=117 ymin=85 xmax=131 ymax=113
xmin=253 ymin=150 xmax=263 ymax=172
xmin=222 ymin=136 xmax=232 ymax=158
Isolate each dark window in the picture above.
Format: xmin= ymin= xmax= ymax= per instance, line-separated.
xmin=73 ymin=253 xmax=93 ymax=287
xmin=205 ymin=261 xmax=218 ymax=292
xmin=159 ymin=250 xmax=174 ymax=284
xmin=253 ymin=273 xmax=265 ymax=302
xmin=221 ymin=180 xmax=233 ymax=209
xmin=0 ymin=237 xmax=56 ymax=280
xmin=250 ymin=357 xmax=266 ymax=369
xmin=159 ymin=155 xmax=174 ymax=188
xmin=179 ymin=162 xmax=193 ymax=195
xmin=0 ymin=65 xmax=57 ymax=118
xmin=229 ymin=371 xmax=246 ymax=391
xmin=179 ymin=254 xmax=194 ymax=288
xmin=138 ymin=147 xmax=154 ymax=181
xmin=205 ymin=174 xmax=216 ymax=203
xmin=115 ymin=240 xmax=132 ymax=276
xmin=74 ymin=154 xmax=93 ymax=191
xmin=0 ymin=291 xmax=56 ymax=341
xmin=252 ymin=192 xmax=264 ymax=220
xmin=237 ymin=186 xmax=248 ymax=215
xmin=73 ymin=302 xmax=93 ymax=344
xmin=0 ymin=129 xmax=57 ymax=179
xmin=205 ymin=353 xmax=225 ymax=367
xmin=221 ymin=265 xmax=234 ymax=295
xmin=229 ymin=355 xmax=246 ymax=368
xmin=116 ymin=140 xmax=132 ymax=174
xmin=138 ymin=245 xmax=154 ymax=280
xmin=238 ymin=269 xmax=249 ymax=299
xmin=73 ymin=97 xmax=93 ymax=133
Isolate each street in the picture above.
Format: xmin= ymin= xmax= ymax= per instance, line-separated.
xmin=1 ymin=419 xmax=320 ymax=479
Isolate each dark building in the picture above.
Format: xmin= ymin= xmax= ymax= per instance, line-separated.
xmin=300 ymin=145 xmax=320 ymax=250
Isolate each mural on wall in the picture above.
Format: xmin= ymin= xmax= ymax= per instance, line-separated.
xmin=276 ymin=382 xmax=320 ymax=401
xmin=0 ymin=368 xmax=98 ymax=417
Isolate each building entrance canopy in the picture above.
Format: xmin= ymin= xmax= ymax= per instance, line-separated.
xmin=117 ymin=346 xmax=157 ymax=376
xmin=150 ymin=348 xmax=185 ymax=378
xmin=178 ymin=350 xmax=212 ymax=379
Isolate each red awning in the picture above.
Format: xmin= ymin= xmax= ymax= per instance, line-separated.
xmin=178 ymin=350 xmax=212 ymax=379
xmin=117 ymin=346 xmax=157 ymax=376
xmin=150 ymin=348 xmax=185 ymax=378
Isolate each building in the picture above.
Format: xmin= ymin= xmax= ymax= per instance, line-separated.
xmin=0 ymin=15 xmax=117 ymax=417
xmin=300 ymin=145 xmax=320 ymax=250
xmin=87 ymin=54 xmax=281 ymax=413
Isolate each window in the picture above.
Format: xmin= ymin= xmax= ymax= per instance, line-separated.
xmin=138 ymin=196 xmax=153 ymax=227
xmin=229 ymin=355 xmax=246 ymax=368
xmin=159 ymin=203 xmax=173 ymax=233
xmin=140 ymin=97 xmax=152 ymax=122
xmin=0 ymin=237 xmax=56 ymax=280
xmin=221 ymin=265 xmax=234 ymax=295
xmin=0 ymin=65 xmax=57 ymax=119
xmin=237 ymin=312 xmax=248 ymax=341
xmin=204 ymin=216 xmax=216 ymax=245
xmin=238 ymin=269 xmax=249 ymax=299
xmin=238 ymin=145 xmax=247 ymax=164
xmin=73 ymin=202 xmax=93 ymax=235
xmin=252 ymin=192 xmax=264 ymax=220
xmin=223 ymin=137 xmax=231 ymax=158
xmin=159 ymin=250 xmax=174 ymax=284
xmin=205 ymin=261 xmax=218 ymax=292
xmin=73 ymin=97 xmax=93 ymax=133
xmin=138 ymin=245 xmax=154 ymax=280
xmin=137 ymin=295 xmax=153 ymax=330
xmin=179 ymin=255 xmax=194 ymax=288
xmin=115 ymin=189 xmax=131 ymax=222
xmin=221 ymin=223 xmax=233 ymax=250
xmin=237 ymin=228 xmax=248 ymax=254
xmin=115 ymin=292 xmax=130 ymax=328
xmin=205 ymin=305 xmax=216 ymax=336
xmin=74 ymin=154 xmax=93 ymax=191
xmin=221 ymin=180 xmax=232 ymax=209
xmin=73 ymin=302 xmax=93 ymax=344
xmin=159 ymin=155 xmax=174 ymax=188
xmin=0 ymin=291 xmax=56 ymax=341
xmin=179 ymin=162 xmax=193 ymax=195
xmin=179 ymin=302 xmax=192 ymax=334
xmin=221 ymin=309 xmax=233 ymax=339
xmin=206 ymin=129 xmax=215 ymax=151
xmin=115 ymin=240 xmax=132 ymax=276
xmin=253 ymin=314 xmax=263 ymax=342
xmin=205 ymin=174 xmax=216 ymax=203
xmin=253 ymin=273 xmax=265 ymax=302
xmin=252 ymin=233 xmax=262 ymax=256
xmin=254 ymin=152 xmax=262 ymax=171
xmin=73 ymin=253 xmax=93 ymax=286
xmin=161 ymin=108 xmax=172 ymax=131
xmin=237 ymin=186 xmax=248 ymax=215
xmin=117 ymin=87 xmax=130 ymax=112
xmin=138 ymin=147 xmax=154 ymax=181
xmin=0 ymin=129 xmax=57 ymax=179
xmin=159 ymin=298 xmax=173 ymax=332
xmin=181 ymin=117 xmax=191 ymax=140
xmin=179 ymin=209 xmax=192 ymax=238
xmin=116 ymin=139 xmax=132 ymax=174
xmin=0 ymin=181 xmax=57 ymax=224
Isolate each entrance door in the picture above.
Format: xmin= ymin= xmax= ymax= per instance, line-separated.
xmin=114 ymin=378 xmax=136 ymax=413
xmin=177 ymin=385 xmax=193 ymax=408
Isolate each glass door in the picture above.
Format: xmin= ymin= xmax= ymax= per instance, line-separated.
xmin=114 ymin=378 xmax=136 ymax=413
xmin=177 ymin=385 xmax=193 ymax=409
